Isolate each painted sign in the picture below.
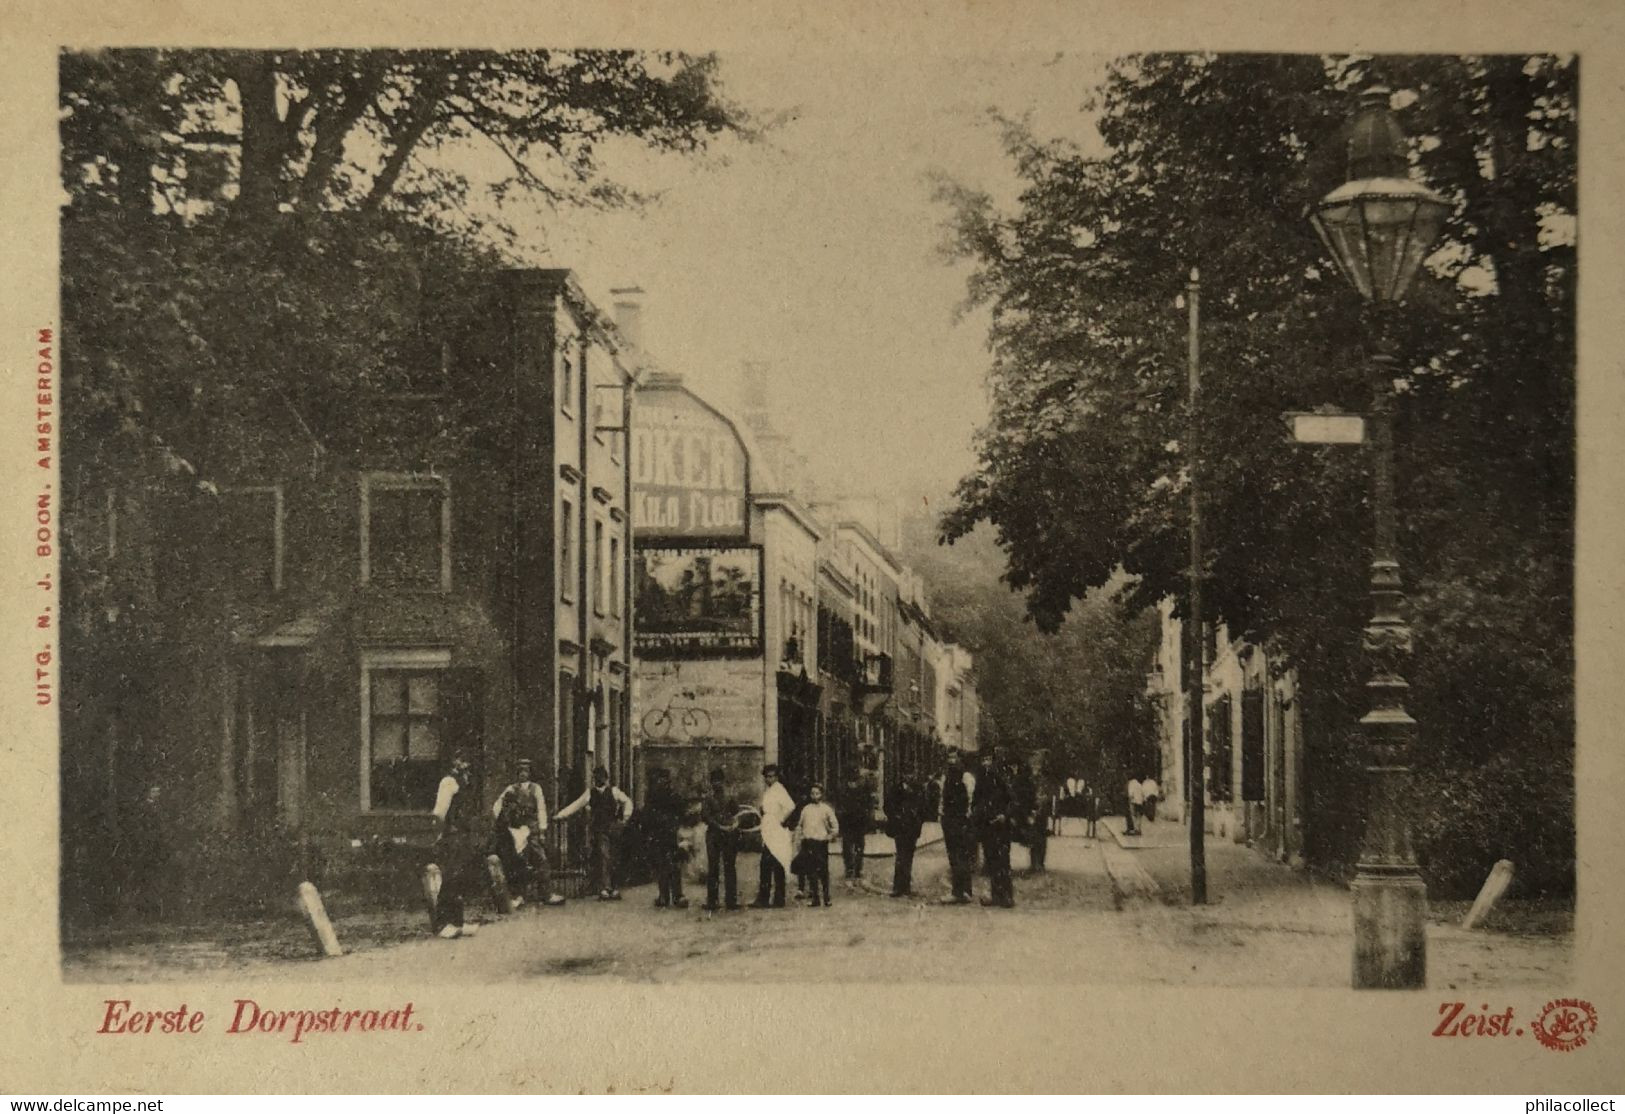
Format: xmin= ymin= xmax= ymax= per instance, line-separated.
xmin=634 ymin=546 xmax=763 ymax=657
xmin=634 ymin=658 xmax=765 ymax=748
xmin=1286 ymin=411 xmax=1366 ymax=444
xmin=632 ymin=385 xmax=749 ymax=539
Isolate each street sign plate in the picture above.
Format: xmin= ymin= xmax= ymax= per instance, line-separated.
xmin=1288 ymin=412 xmax=1366 ymax=444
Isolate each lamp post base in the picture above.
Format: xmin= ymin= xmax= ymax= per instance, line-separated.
xmin=1352 ymin=872 xmax=1427 ymax=989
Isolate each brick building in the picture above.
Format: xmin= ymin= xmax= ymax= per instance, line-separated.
xmin=61 ymin=268 xmax=633 ymax=915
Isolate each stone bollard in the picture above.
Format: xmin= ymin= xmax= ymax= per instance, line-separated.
xmin=421 ymin=863 xmax=442 ymax=929
xmin=486 ymin=854 xmax=514 ymax=914
xmin=1462 ymin=859 xmax=1515 ymax=931
xmin=296 ymin=881 xmax=344 ymax=958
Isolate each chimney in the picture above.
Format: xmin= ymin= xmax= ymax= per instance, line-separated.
xmin=610 ymin=286 xmax=645 ymax=352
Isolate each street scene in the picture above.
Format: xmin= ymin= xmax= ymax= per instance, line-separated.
xmin=57 ymin=49 xmax=1575 ymax=990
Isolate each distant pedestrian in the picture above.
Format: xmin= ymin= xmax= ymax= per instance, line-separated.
xmin=1142 ymin=776 xmax=1160 ymax=823
xmin=1084 ymin=786 xmax=1100 ymax=839
xmin=430 ymin=752 xmax=483 ymax=939
xmin=937 ymin=751 xmax=976 ymax=905
xmin=1029 ymin=775 xmax=1053 ymax=871
xmin=555 ymin=766 xmax=634 ymax=901
xmin=974 ymin=752 xmax=1016 ymax=908
xmin=642 ymin=768 xmax=689 ymax=910
xmin=490 ymin=758 xmax=566 ymax=908
xmin=836 ymin=773 xmax=872 ymax=881
xmin=701 ymin=768 xmax=741 ymax=911
xmin=795 ymin=783 xmax=838 ymax=907
xmin=1126 ymin=776 xmax=1144 ymax=835
xmin=753 ymin=764 xmax=794 ymax=908
xmin=886 ymin=777 xmax=926 ymax=897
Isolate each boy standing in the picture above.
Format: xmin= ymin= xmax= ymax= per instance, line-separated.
xmin=795 ymin=783 xmax=839 ymax=907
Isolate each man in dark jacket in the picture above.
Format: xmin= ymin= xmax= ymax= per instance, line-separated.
xmin=937 ymin=751 xmax=975 ymax=905
xmin=430 ymin=752 xmax=485 ymax=938
xmin=701 ymin=768 xmax=742 ymax=912
xmin=836 ymin=773 xmax=873 ymax=881
xmin=973 ymin=751 xmax=1016 ymax=908
xmin=886 ymin=777 xmax=926 ymax=897
xmin=642 ymin=768 xmax=689 ymax=909
xmin=1027 ymin=770 xmax=1051 ymax=873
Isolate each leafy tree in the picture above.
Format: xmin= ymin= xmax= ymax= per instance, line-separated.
xmin=937 ymin=54 xmax=1575 ymax=893
xmin=61 ymin=49 xmax=742 ymax=230
xmin=901 ymin=511 xmax=1158 ymax=795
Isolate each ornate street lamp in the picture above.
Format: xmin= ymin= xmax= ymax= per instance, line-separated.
xmin=1309 ymin=86 xmax=1450 ymax=989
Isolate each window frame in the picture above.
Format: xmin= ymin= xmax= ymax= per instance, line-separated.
xmin=592 ymin=517 xmax=607 ymax=617
xmin=359 ymin=648 xmax=453 ymax=813
xmin=559 ymin=342 xmax=576 ymax=418
xmin=560 ymin=497 xmax=575 ymax=603
xmin=359 ymin=472 xmax=451 ymax=593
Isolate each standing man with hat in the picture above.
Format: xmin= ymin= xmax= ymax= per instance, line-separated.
xmin=642 ymin=768 xmax=690 ymax=909
xmin=937 ymin=750 xmax=976 ymax=905
xmin=556 ymin=766 xmax=635 ymax=901
xmin=974 ymin=750 xmax=1017 ymax=908
xmin=490 ymin=757 xmax=566 ymax=908
xmin=430 ymin=751 xmax=483 ymax=938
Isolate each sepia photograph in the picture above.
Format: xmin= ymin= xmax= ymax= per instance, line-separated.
xmin=2 ymin=1 xmax=1620 ymax=1095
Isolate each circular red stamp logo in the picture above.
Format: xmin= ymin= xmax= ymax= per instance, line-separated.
xmin=1532 ymin=998 xmax=1598 ymax=1052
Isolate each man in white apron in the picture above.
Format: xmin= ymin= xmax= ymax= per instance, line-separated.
xmin=752 ymin=764 xmax=794 ymax=908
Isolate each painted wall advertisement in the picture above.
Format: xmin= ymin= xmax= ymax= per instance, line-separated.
xmin=631 ymin=385 xmax=749 ymax=539
xmin=633 ymin=546 xmax=763 ymax=657
xmin=634 ymin=658 xmax=764 ymax=749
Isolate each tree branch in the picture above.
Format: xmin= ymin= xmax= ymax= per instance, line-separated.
xmin=299 ymin=57 xmax=390 ymax=210
xmin=360 ymin=68 xmax=451 ymax=212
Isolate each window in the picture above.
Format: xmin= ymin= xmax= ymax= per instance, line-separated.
xmin=560 ymin=348 xmax=576 ymax=414
xmin=1242 ymin=688 xmax=1266 ymax=803
xmin=560 ymin=499 xmax=575 ymax=601
xmin=593 ymin=519 xmax=606 ymax=615
xmin=361 ymin=649 xmax=451 ymax=812
xmin=219 ymin=486 xmax=283 ymax=592
xmin=609 ymin=536 xmax=621 ymax=617
xmin=1209 ymin=694 xmax=1234 ymax=803
xmin=362 ymin=474 xmax=449 ymax=591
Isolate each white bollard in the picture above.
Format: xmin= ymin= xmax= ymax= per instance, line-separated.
xmin=421 ymin=863 xmax=443 ymax=929
xmin=1461 ymin=859 xmax=1515 ymax=930
xmin=486 ymin=854 xmax=514 ymax=914
xmin=296 ymin=881 xmax=344 ymax=958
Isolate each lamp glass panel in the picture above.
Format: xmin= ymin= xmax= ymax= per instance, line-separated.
xmin=1392 ymin=198 xmax=1450 ymax=301
xmin=1357 ymin=199 xmax=1406 ymax=302
xmin=1318 ymin=202 xmax=1374 ymax=300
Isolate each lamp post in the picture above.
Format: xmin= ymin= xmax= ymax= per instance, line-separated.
xmin=1308 ymin=86 xmax=1450 ymax=989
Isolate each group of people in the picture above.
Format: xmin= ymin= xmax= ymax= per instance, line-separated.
xmin=935 ymin=747 xmax=1051 ymax=908
xmin=428 ymin=755 xmax=634 ymax=939
xmin=425 ymin=747 xmax=1069 ymax=936
xmin=693 ymin=764 xmax=930 ymax=911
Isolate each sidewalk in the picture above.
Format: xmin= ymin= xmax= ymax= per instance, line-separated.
xmin=1101 ymin=814 xmax=1186 ymax=850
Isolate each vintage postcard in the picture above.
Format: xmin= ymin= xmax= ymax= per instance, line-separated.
xmin=1 ymin=0 xmax=1623 ymax=1096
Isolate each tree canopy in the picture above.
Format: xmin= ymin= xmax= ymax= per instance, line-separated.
xmin=61 ymin=49 xmax=742 ymax=232
xmin=59 ymin=48 xmax=745 ymax=643
xmin=937 ymin=54 xmax=1575 ymax=891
